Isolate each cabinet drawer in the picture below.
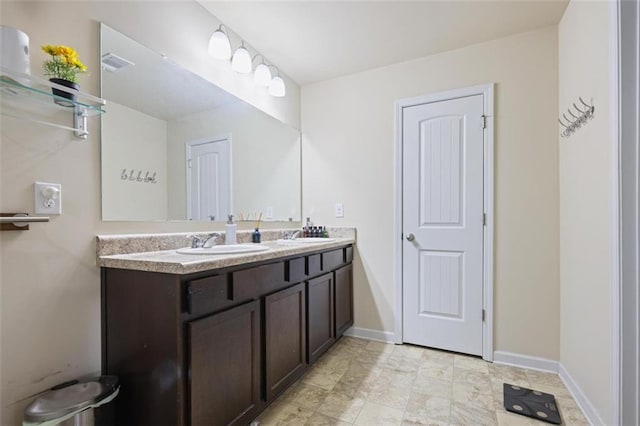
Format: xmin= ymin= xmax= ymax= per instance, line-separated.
xmin=232 ymin=262 xmax=286 ymax=300
xmin=307 ymin=254 xmax=321 ymax=277
xmin=322 ymin=249 xmax=345 ymax=272
xmin=346 ymin=246 xmax=353 ymax=263
xmin=287 ymin=257 xmax=306 ymax=283
xmin=187 ymin=274 xmax=232 ymax=316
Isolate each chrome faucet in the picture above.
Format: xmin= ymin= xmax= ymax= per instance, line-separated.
xmin=202 ymin=232 xmax=222 ymax=248
xmin=188 ymin=233 xmax=222 ymax=248
xmin=283 ymin=230 xmax=301 ymax=240
xmin=188 ymin=235 xmax=203 ymax=248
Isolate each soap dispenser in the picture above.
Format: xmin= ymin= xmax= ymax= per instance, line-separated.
xmin=225 ymin=214 xmax=237 ymax=245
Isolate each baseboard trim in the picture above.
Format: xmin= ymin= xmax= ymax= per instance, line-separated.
xmin=558 ymin=363 xmax=605 ymax=426
xmin=343 ymin=327 xmax=396 ymax=343
xmin=493 ymin=351 xmax=559 ymax=373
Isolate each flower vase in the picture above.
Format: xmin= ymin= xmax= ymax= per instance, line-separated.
xmin=49 ymin=78 xmax=78 ymax=107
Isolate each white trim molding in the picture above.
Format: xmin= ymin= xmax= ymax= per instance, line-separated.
xmin=608 ymin=1 xmax=622 ymax=425
xmin=393 ymin=92 xmax=404 ymax=345
xmin=559 ymin=363 xmax=606 ymax=426
xmin=343 ymin=327 xmax=396 ymax=344
xmin=493 ymin=351 xmax=559 ymax=374
xmin=393 ymin=84 xmax=495 ymax=360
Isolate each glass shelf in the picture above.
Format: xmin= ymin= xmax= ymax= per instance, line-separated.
xmin=0 ymin=67 xmax=106 ymax=138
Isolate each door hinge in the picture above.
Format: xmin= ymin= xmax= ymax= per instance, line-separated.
xmin=481 ymin=115 xmax=487 ymax=129
xmin=482 ymin=213 xmax=487 ymax=226
xmin=187 ymin=158 xmax=192 ymax=168
xmin=482 ymin=309 xmax=486 ymax=322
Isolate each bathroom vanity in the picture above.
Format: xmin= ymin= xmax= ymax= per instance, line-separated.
xmin=97 ymin=233 xmax=354 ymax=426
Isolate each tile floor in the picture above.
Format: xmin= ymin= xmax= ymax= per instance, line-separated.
xmin=255 ymin=337 xmax=588 ymax=426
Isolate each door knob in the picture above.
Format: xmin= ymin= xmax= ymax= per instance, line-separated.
xmin=406 ymin=233 xmax=415 ymax=241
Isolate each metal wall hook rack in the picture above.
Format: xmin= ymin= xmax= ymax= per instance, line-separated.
xmin=0 ymin=213 xmax=50 ymax=231
xmin=120 ymin=169 xmax=158 ymax=184
xmin=559 ymin=96 xmax=595 ymax=138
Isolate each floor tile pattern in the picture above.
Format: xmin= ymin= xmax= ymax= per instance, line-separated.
xmin=255 ymin=337 xmax=588 ymax=426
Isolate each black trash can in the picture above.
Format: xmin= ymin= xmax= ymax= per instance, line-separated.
xmin=23 ymin=376 xmax=119 ymax=426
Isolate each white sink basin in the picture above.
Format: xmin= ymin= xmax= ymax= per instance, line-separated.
xmin=176 ymin=244 xmax=270 ymax=255
xmin=276 ymin=237 xmax=336 ymax=244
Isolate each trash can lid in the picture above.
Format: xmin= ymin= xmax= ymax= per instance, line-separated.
xmin=24 ymin=376 xmax=119 ymax=422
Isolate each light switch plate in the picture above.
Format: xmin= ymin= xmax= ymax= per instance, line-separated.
xmin=265 ymin=206 xmax=273 ymax=219
xmin=334 ymin=203 xmax=344 ymax=218
xmin=35 ymin=182 xmax=62 ymax=215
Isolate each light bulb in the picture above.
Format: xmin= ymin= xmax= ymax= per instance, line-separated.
xmin=253 ymin=63 xmax=271 ymax=87
xmin=231 ymin=46 xmax=252 ymax=74
xmin=208 ymin=29 xmax=231 ymax=60
xmin=269 ymin=75 xmax=286 ymax=97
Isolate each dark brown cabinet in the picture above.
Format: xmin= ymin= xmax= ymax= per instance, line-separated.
xmin=307 ymin=273 xmax=335 ymax=363
xmin=101 ymin=244 xmax=352 ymax=426
xmin=264 ymin=282 xmax=307 ymax=401
xmin=189 ymin=300 xmax=261 ymax=426
xmin=335 ymin=264 xmax=354 ymax=337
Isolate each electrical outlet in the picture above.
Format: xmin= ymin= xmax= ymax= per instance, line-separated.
xmin=265 ymin=206 xmax=273 ymax=219
xmin=35 ymin=182 xmax=62 ymax=215
xmin=334 ymin=203 xmax=344 ymax=218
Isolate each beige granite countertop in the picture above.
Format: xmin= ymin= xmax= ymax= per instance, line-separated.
xmin=97 ymin=228 xmax=355 ymax=275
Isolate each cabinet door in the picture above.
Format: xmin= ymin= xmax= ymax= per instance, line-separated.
xmin=265 ymin=282 xmax=307 ymax=401
xmin=307 ymin=273 xmax=335 ymax=364
xmin=188 ymin=300 xmax=261 ymax=426
xmin=335 ymin=264 xmax=354 ymax=337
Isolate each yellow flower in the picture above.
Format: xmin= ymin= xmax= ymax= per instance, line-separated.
xmin=69 ymin=57 xmax=87 ymax=71
xmin=41 ymin=45 xmax=79 ymax=60
xmin=58 ymin=45 xmax=77 ymax=59
xmin=41 ymin=45 xmax=57 ymax=55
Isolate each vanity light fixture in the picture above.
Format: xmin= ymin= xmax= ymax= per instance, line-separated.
xmin=208 ymin=25 xmax=231 ymax=60
xmin=252 ymin=54 xmax=271 ymax=87
xmin=208 ymin=24 xmax=286 ymax=97
xmin=268 ymin=66 xmax=286 ymax=97
xmin=231 ymin=41 xmax=252 ymax=74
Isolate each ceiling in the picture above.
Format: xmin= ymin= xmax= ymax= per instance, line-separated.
xmin=198 ymin=0 xmax=568 ymax=85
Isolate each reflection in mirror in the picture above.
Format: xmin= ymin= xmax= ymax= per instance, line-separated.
xmin=100 ymin=24 xmax=301 ymax=222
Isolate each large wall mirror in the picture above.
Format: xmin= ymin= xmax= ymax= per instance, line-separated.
xmin=100 ymin=24 xmax=301 ymax=222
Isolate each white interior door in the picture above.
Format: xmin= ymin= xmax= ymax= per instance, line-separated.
xmin=186 ymin=137 xmax=231 ymax=221
xmin=402 ymin=94 xmax=485 ymax=356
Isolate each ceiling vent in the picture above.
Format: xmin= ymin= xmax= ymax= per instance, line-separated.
xmin=101 ymin=52 xmax=134 ymax=72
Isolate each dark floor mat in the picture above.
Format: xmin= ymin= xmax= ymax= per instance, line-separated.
xmin=503 ymin=383 xmax=562 ymax=424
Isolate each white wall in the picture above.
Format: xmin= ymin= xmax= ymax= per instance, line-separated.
xmin=302 ymin=26 xmax=560 ymax=359
xmin=0 ymin=2 xmax=300 ymax=423
xmin=102 ymin=102 xmax=167 ymax=221
xmin=558 ymin=1 xmax=612 ymax=423
xmin=166 ymin=101 xmax=301 ymax=222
